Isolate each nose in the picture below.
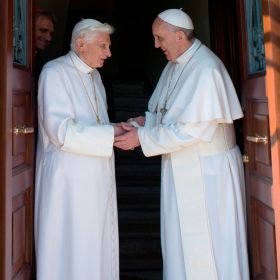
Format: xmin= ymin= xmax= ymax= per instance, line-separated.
xmin=106 ymin=48 xmax=112 ymax=57
xmin=154 ymin=39 xmax=160 ymax=49
xmin=45 ymin=32 xmax=52 ymax=42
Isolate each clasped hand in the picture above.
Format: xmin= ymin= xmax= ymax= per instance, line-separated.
xmin=113 ymin=116 xmax=145 ymax=150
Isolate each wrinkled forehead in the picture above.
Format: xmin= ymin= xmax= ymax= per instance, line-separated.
xmin=83 ymin=31 xmax=111 ymax=45
xmin=152 ymin=17 xmax=172 ymax=35
xmin=152 ymin=17 xmax=164 ymax=28
xmin=95 ymin=32 xmax=111 ymax=43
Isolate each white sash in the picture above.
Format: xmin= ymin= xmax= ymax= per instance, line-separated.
xmin=169 ymin=124 xmax=236 ymax=279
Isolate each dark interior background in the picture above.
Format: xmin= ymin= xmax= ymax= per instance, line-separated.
xmin=36 ymin=0 xmax=210 ymax=89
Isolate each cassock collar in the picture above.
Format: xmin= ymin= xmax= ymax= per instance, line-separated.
xmin=68 ymin=50 xmax=96 ymax=74
xmin=175 ymin=39 xmax=202 ymax=64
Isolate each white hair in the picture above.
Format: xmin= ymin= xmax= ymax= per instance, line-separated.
xmin=166 ymin=23 xmax=194 ymax=40
xmin=70 ymin=18 xmax=114 ymax=52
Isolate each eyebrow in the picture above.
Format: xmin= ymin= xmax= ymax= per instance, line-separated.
xmin=40 ymin=28 xmax=53 ymax=32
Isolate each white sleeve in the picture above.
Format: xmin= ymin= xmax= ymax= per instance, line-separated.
xmin=38 ymin=66 xmax=114 ymax=157
xmin=138 ymin=120 xmax=218 ymax=157
xmin=144 ymin=111 xmax=157 ymax=128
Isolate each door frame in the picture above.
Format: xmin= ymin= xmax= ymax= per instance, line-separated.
xmin=209 ymin=0 xmax=280 ymax=276
xmin=0 ymin=0 xmax=35 ymax=278
xmin=262 ymin=0 xmax=280 ymax=273
xmin=0 ymin=0 xmax=13 ymax=278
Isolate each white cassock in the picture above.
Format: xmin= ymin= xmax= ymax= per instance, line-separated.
xmin=35 ymin=51 xmax=119 ymax=280
xmin=138 ymin=39 xmax=249 ymax=280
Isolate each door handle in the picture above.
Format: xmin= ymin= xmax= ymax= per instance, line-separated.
xmin=242 ymin=154 xmax=250 ymax=163
xmin=13 ymin=126 xmax=34 ymax=135
xmin=246 ymin=135 xmax=268 ymax=145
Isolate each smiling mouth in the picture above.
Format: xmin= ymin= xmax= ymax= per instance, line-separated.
xmin=40 ymin=40 xmax=49 ymax=46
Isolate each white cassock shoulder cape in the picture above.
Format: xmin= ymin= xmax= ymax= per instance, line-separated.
xmin=138 ymin=40 xmax=249 ymax=280
xmin=35 ymin=51 xmax=119 ymax=280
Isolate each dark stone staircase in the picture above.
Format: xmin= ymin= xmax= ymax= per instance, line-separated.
xmin=111 ymin=80 xmax=163 ymax=280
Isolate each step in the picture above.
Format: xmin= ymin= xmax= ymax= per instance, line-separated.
xmin=118 ymin=209 xmax=160 ymax=223
xmin=117 ymin=186 xmax=160 ymax=211
xmin=112 ymin=78 xmax=162 ymax=278
xmin=114 ymin=147 xmax=146 ymax=159
xmin=114 ymin=111 xmax=146 ymax=122
xmin=119 ymin=236 xmax=161 ymax=254
xmin=116 ymin=164 xmax=160 ymax=174
xmin=118 ymin=209 xmax=159 ymax=221
xmin=116 ymin=163 xmax=160 ymax=176
xmin=120 ymin=254 xmax=162 ymax=271
xmin=114 ymin=95 xmax=149 ymax=110
xmin=116 ymin=179 xmax=160 ymax=188
xmin=120 ymin=270 xmax=162 ymax=280
xmin=112 ymin=81 xmax=145 ymax=96
xmin=120 ymin=252 xmax=162 ymax=271
xmin=120 ymin=239 xmax=162 ymax=271
xmin=115 ymin=147 xmax=161 ymax=166
xmin=116 ymin=174 xmax=160 ymax=187
xmin=119 ymin=222 xmax=160 ymax=238
xmin=119 ymin=216 xmax=160 ymax=238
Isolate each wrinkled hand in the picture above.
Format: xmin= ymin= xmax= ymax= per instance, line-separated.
xmin=114 ymin=123 xmax=140 ymax=150
xmin=114 ymin=122 xmax=131 ymax=136
xmin=127 ymin=116 xmax=145 ymax=127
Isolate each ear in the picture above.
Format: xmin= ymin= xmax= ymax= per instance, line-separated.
xmin=76 ymin=38 xmax=86 ymax=53
xmin=176 ymin=30 xmax=185 ymax=41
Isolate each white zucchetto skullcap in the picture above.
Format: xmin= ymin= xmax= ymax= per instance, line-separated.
xmin=73 ymin=18 xmax=104 ymax=33
xmin=158 ymin=9 xmax=194 ymax=30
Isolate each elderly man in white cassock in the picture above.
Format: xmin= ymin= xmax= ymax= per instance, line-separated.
xmin=114 ymin=8 xmax=250 ymax=280
xmin=35 ymin=18 xmax=122 ymax=280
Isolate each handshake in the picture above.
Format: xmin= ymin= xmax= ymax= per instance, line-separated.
xmin=113 ymin=116 xmax=145 ymax=151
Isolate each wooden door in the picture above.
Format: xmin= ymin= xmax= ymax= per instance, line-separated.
xmin=0 ymin=0 xmax=35 ymax=279
xmin=209 ymin=0 xmax=280 ymax=278
xmin=236 ymin=0 xmax=280 ymax=278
